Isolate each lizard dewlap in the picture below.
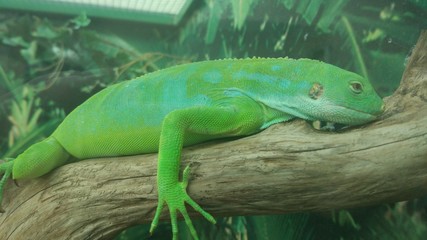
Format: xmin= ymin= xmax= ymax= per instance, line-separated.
xmin=0 ymin=58 xmax=384 ymax=240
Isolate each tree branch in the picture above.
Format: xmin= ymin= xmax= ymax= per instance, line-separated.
xmin=1 ymin=31 xmax=426 ymax=240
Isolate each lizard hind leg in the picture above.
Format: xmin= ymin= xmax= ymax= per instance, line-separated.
xmin=12 ymin=136 xmax=70 ymax=180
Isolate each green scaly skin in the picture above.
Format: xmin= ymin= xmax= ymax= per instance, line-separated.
xmin=0 ymin=58 xmax=384 ymax=239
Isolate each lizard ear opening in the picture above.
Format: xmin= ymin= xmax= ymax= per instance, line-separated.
xmin=309 ymin=82 xmax=323 ymax=100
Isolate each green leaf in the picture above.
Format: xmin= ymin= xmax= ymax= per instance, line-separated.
xmin=337 ymin=16 xmax=369 ymax=79
xmin=204 ymin=0 xmax=228 ymax=44
xmin=337 ymin=210 xmax=361 ymax=230
xmin=20 ymin=41 xmax=39 ymax=65
xmin=279 ymin=0 xmax=350 ymax=33
xmin=281 ymin=0 xmax=296 ymax=9
xmin=32 ymin=21 xmax=60 ymax=39
xmin=303 ymin=1 xmax=322 ymax=24
xmin=231 ymin=0 xmax=257 ymax=30
xmin=362 ymin=28 xmax=386 ymax=43
xmin=2 ymin=36 xmax=30 ymax=47
xmin=316 ymin=0 xmax=349 ymax=32
xmin=70 ymin=13 xmax=91 ymax=29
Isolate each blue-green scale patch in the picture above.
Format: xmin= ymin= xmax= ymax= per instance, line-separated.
xmin=232 ymin=70 xmax=292 ymax=89
xmin=295 ymin=80 xmax=312 ymax=90
xmin=271 ymin=65 xmax=282 ymax=71
xmin=233 ymin=71 xmax=279 ymax=84
xmin=203 ymin=71 xmax=223 ymax=83
xmin=279 ymin=79 xmax=291 ymax=88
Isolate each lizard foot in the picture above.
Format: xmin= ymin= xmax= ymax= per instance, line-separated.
xmin=150 ymin=165 xmax=216 ymax=240
xmin=0 ymin=159 xmax=14 ymax=213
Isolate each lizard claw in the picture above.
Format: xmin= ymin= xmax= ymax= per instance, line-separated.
xmin=13 ymin=179 xmax=19 ymax=187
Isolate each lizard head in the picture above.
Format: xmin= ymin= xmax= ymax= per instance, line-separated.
xmin=286 ymin=60 xmax=385 ymax=126
xmin=258 ymin=59 xmax=385 ymax=126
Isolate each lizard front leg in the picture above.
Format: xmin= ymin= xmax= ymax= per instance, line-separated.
xmin=150 ymin=97 xmax=267 ymax=240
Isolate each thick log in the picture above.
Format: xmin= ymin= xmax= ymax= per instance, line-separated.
xmin=0 ymin=31 xmax=426 ymax=240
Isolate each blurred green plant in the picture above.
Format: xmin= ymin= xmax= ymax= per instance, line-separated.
xmin=332 ymin=209 xmax=361 ymax=230
xmin=332 ymin=203 xmax=427 ymax=239
xmin=246 ymin=213 xmax=313 ymax=240
xmin=0 ymin=66 xmax=64 ymax=158
xmin=365 ymin=203 xmax=427 ymax=240
xmin=7 ymin=86 xmax=42 ymax=148
xmin=0 ymin=13 xmax=186 ymax=155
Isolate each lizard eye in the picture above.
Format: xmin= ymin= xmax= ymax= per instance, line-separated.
xmin=349 ymin=81 xmax=363 ymax=94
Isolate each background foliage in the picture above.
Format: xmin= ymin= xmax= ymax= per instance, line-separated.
xmin=1 ymin=0 xmax=427 ymax=239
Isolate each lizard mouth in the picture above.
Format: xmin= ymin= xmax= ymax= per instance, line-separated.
xmin=317 ymin=104 xmax=384 ymax=126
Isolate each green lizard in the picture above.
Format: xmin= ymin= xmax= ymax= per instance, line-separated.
xmin=0 ymin=58 xmax=384 ymax=239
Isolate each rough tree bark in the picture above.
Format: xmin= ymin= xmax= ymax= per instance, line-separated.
xmin=1 ymin=31 xmax=426 ymax=240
